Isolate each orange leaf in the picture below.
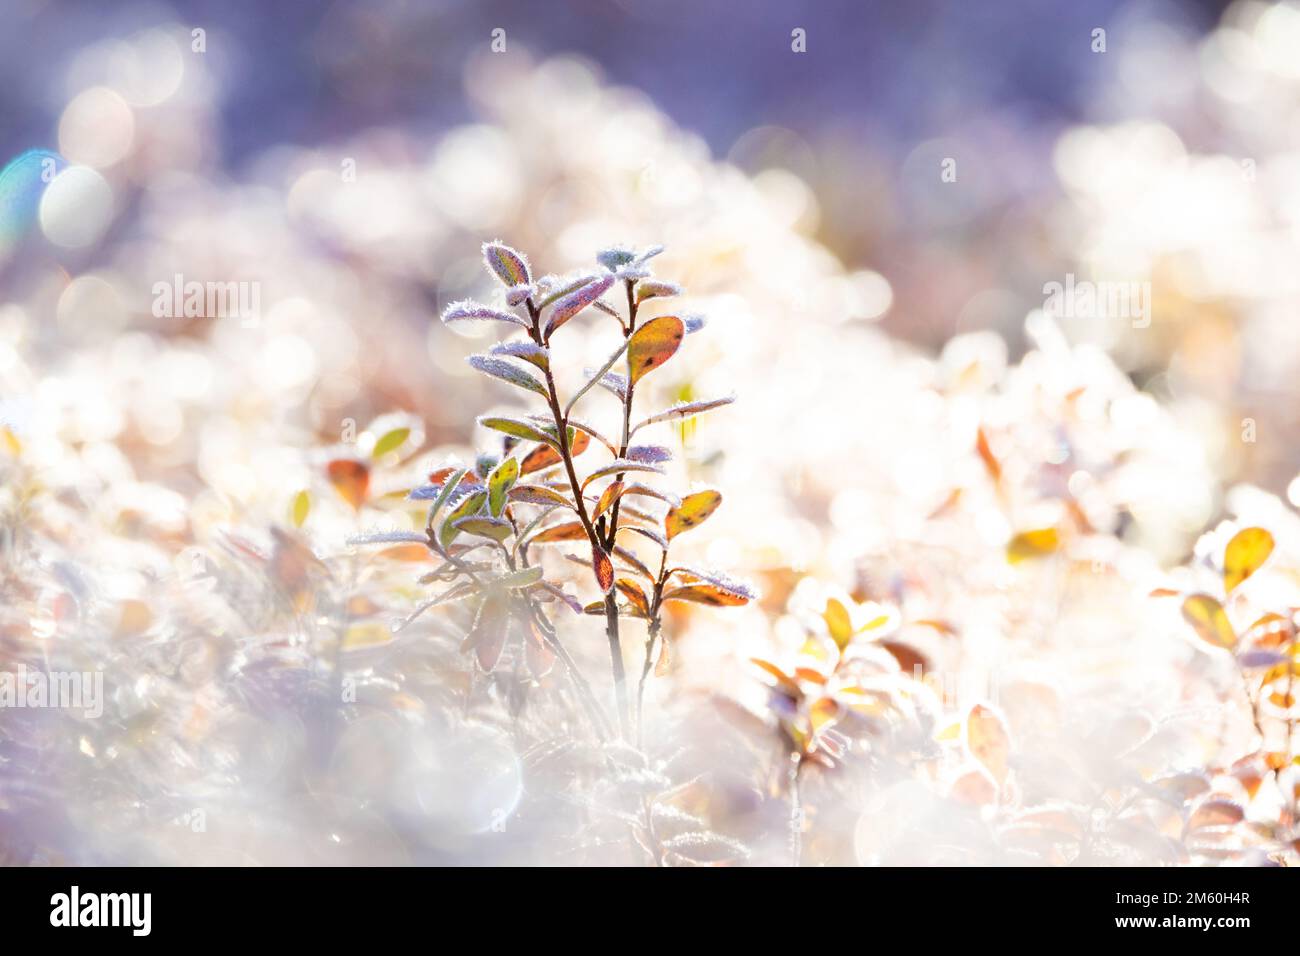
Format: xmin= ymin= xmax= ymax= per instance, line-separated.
xmin=615 ymin=577 xmax=650 ymax=616
xmin=592 ymin=546 xmax=615 ymax=592
xmin=661 ymin=584 xmax=748 ymax=606
xmin=966 ymin=704 xmax=1010 ymax=785
xmin=327 ymin=459 xmax=370 ymax=511
xmin=594 ymin=481 xmax=624 ymax=519
xmin=528 ymin=521 xmax=588 ymax=543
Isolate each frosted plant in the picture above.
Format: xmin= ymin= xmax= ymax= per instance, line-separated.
xmin=353 ymin=240 xmax=753 ymax=742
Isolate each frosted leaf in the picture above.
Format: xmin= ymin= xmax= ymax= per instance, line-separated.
xmin=466 ymin=354 xmax=548 ymax=397
xmin=625 ymin=445 xmax=672 ymax=464
xmin=505 ymin=283 xmax=534 ymax=307
xmin=635 ymin=280 xmax=681 ymax=303
xmin=489 ymin=340 xmax=550 ymax=371
xmin=633 ymin=394 xmax=735 ymax=433
xmin=683 ymin=314 xmax=707 ymax=334
xmin=347 ymin=530 xmax=427 ymax=546
xmin=482 ymin=241 xmax=531 ymax=286
xmin=581 ymin=458 xmax=666 ymax=487
xmin=598 ymin=372 xmax=628 ymax=401
xmin=442 ymin=299 xmax=530 ymax=328
xmin=596 ymin=245 xmax=637 ymax=271
xmin=544 ymin=274 xmax=616 ymax=340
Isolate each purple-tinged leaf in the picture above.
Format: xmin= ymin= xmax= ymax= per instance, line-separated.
xmin=544 ymin=274 xmax=615 ymax=340
xmin=625 ymin=445 xmax=672 ymax=464
xmin=482 ymin=241 xmax=531 ymax=286
xmin=442 ymin=299 xmax=530 ymax=329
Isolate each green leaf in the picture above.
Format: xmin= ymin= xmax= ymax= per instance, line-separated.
xmin=487 ymin=457 xmax=520 ymax=516
xmin=467 ymin=354 xmax=548 ymax=397
xmin=371 ymin=426 xmax=410 ymax=459
xmin=454 ymin=515 xmax=513 ymax=542
xmin=439 ymin=490 xmax=487 ymax=548
xmin=479 ymin=417 xmax=558 ymax=447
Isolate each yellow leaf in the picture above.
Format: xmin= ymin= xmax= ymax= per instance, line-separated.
xmin=1006 ymin=527 xmax=1058 ymax=563
xmin=1181 ymin=593 xmax=1237 ymax=650
xmin=1223 ymin=526 xmax=1273 ymax=593
xmin=665 ymin=490 xmax=722 ymax=542
xmin=627 ymin=315 xmax=685 ymax=385
xmin=291 ymin=490 xmax=311 ymax=528
xmin=371 ymin=426 xmax=411 ymax=460
xmin=823 ymin=598 xmax=853 ymax=650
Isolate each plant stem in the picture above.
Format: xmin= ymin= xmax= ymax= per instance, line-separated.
xmin=788 ymin=754 xmax=803 ymax=868
xmin=526 ymin=296 xmax=631 ymax=737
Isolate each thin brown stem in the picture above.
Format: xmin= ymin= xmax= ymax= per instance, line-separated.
xmin=526 ymin=295 xmax=630 ymax=736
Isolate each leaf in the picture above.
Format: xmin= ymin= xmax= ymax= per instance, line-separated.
xmin=621 ymin=483 xmax=680 ymax=507
xmin=508 ymin=484 xmax=574 ymax=508
xmin=482 ymin=241 xmax=530 ymax=286
xmin=616 ymin=578 xmax=650 ymax=616
xmin=627 ymin=315 xmax=685 ymax=385
xmin=598 ymin=372 xmax=628 ymax=401
xmin=667 ymin=567 xmax=758 ymax=601
xmin=479 ymin=416 xmax=557 ymax=447
xmin=442 ymin=299 xmax=530 ymax=329
xmin=291 ymin=490 xmax=310 ymax=528
xmin=635 ymin=279 xmax=682 ymax=303
xmin=534 ymin=271 xmax=602 ymax=310
xmin=594 ymin=481 xmax=624 ymax=518
xmin=966 ymin=704 xmax=1010 ymax=785
xmin=528 ymin=521 xmax=588 ymax=544
xmin=567 ymin=418 xmax=616 ymax=454
xmin=824 ymin=598 xmax=853 ymax=650
xmin=489 ymin=340 xmax=549 ymax=371
xmin=633 ymin=395 xmax=735 ymax=434
xmin=1006 ymin=527 xmax=1059 ymax=563
xmin=488 ymin=566 xmax=545 ymax=590
xmin=751 ymin=658 xmax=801 ymax=697
xmin=592 ymin=546 xmax=615 ymax=592
xmin=620 ymin=525 xmax=669 ymax=550
xmin=520 ymin=428 xmax=590 ymax=474
xmin=438 ymin=490 xmax=487 ymax=548
xmin=661 ymin=584 xmax=748 ymax=607
xmin=544 ymin=274 xmax=615 ymax=340
xmin=625 ymin=444 xmax=672 ymax=464
xmin=1181 ymin=593 xmax=1237 ymax=650
xmin=347 ymin=530 xmax=428 ymax=545
xmin=454 ymin=516 xmax=513 ymax=542
xmin=487 ymin=457 xmax=519 ymax=516
xmin=371 ymin=426 xmax=410 ymax=459
xmin=327 ymin=459 xmax=370 ymax=511
xmin=1224 ymin=527 xmax=1274 ymax=594
xmin=976 ymin=426 xmax=1002 ymax=483
xmin=665 ymin=490 xmax=722 ymax=541
xmin=467 ymin=354 xmax=548 ymax=397
xmin=582 ymin=458 xmax=665 ymax=489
